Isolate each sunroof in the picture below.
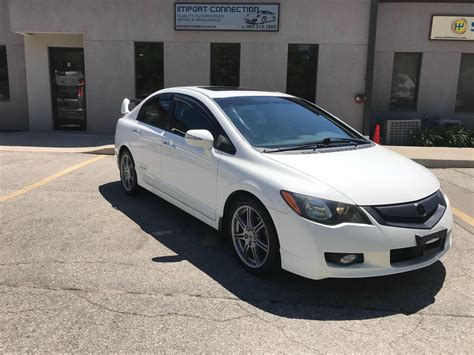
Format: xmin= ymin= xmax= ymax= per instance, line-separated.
xmin=198 ymin=86 xmax=258 ymax=91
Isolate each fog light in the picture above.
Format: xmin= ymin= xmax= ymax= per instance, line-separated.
xmin=324 ymin=252 xmax=364 ymax=266
xmin=340 ymin=254 xmax=357 ymax=264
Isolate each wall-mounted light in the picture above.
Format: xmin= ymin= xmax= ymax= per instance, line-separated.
xmin=354 ymin=93 xmax=367 ymax=104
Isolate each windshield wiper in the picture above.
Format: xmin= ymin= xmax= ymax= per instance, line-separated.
xmin=262 ymin=137 xmax=369 ymax=153
xmin=320 ymin=137 xmax=369 ymax=145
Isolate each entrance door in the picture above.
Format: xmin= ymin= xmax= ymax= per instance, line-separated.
xmin=49 ymin=47 xmax=86 ymax=130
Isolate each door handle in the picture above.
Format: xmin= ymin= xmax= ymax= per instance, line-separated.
xmin=163 ymin=141 xmax=176 ymax=148
xmin=132 ymin=128 xmax=141 ymax=135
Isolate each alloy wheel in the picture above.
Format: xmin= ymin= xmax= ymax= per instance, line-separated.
xmin=120 ymin=154 xmax=135 ymax=191
xmin=231 ymin=205 xmax=270 ymax=268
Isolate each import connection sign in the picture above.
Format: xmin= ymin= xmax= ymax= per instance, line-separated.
xmin=175 ymin=3 xmax=280 ymax=31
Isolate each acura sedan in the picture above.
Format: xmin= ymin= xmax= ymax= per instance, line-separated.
xmin=115 ymin=87 xmax=452 ymax=280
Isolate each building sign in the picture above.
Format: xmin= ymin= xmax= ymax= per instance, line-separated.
xmin=430 ymin=16 xmax=474 ymax=41
xmin=175 ymin=3 xmax=280 ymax=31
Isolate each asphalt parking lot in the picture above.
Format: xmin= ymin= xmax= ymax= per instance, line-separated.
xmin=1 ymin=151 xmax=473 ymax=352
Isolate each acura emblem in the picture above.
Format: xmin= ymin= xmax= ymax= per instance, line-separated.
xmin=416 ymin=204 xmax=427 ymax=217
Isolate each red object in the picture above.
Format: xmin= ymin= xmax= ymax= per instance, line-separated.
xmin=77 ymin=79 xmax=85 ymax=98
xmin=372 ymin=123 xmax=381 ymax=144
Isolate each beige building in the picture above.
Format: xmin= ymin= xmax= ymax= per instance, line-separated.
xmin=0 ymin=0 xmax=473 ymax=141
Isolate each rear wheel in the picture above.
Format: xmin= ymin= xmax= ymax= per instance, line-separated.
xmin=120 ymin=149 xmax=138 ymax=195
xmin=228 ymin=197 xmax=280 ymax=275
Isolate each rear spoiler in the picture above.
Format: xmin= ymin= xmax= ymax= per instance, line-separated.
xmin=120 ymin=97 xmax=146 ymax=115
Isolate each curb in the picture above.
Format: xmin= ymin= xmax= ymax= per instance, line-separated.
xmin=408 ymin=159 xmax=474 ymax=169
xmin=0 ymin=145 xmax=115 ymax=155
xmin=386 ymin=146 xmax=474 ymax=169
xmin=85 ymin=145 xmax=115 ymax=155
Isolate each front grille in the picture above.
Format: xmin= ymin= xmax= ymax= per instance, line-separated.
xmin=364 ymin=190 xmax=446 ymax=229
xmin=390 ymin=232 xmax=446 ymax=265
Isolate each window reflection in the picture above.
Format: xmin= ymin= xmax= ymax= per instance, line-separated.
xmin=456 ymin=54 xmax=474 ymax=113
xmin=286 ymin=44 xmax=318 ymax=102
xmin=389 ymin=53 xmax=421 ymax=112
xmin=0 ymin=46 xmax=10 ymax=101
xmin=210 ymin=43 xmax=240 ymax=87
xmin=135 ymin=42 xmax=164 ymax=98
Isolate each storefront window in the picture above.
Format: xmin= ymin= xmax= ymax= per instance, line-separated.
xmin=210 ymin=43 xmax=240 ymax=87
xmin=455 ymin=54 xmax=474 ymax=113
xmin=389 ymin=53 xmax=421 ymax=111
xmin=286 ymin=44 xmax=318 ymax=102
xmin=0 ymin=46 xmax=10 ymax=101
xmin=135 ymin=42 xmax=164 ymax=98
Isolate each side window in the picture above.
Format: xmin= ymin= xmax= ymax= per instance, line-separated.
xmin=138 ymin=98 xmax=172 ymax=129
xmin=171 ymin=100 xmax=216 ymax=137
xmin=171 ymin=96 xmax=236 ymax=154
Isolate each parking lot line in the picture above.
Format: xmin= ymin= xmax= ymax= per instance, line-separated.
xmin=0 ymin=155 xmax=106 ymax=203
xmin=452 ymin=207 xmax=474 ymax=227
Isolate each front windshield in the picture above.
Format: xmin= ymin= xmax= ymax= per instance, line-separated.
xmin=214 ymin=96 xmax=363 ymax=149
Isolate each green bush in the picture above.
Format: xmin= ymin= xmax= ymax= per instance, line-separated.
xmin=411 ymin=126 xmax=473 ymax=147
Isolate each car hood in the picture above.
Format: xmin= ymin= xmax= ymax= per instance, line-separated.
xmin=264 ymin=145 xmax=440 ymax=206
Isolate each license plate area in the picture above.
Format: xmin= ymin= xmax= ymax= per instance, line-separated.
xmin=416 ymin=229 xmax=447 ymax=256
xmin=390 ymin=229 xmax=447 ymax=265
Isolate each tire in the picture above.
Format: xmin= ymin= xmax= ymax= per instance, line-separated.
xmin=227 ymin=196 xmax=281 ymax=275
xmin=119 ymin=149 xmax=138 ymax=195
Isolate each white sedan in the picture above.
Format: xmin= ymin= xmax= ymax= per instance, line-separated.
xmin=115 ymin=87 xmax=452 ymax=280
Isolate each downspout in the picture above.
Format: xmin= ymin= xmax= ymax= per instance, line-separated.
xmin=362 ymin=0 xmax=379 ymax=136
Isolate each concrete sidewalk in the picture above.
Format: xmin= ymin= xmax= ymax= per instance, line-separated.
xmin=387 ymin=146 xmax=474 ymax=168
xmin=0 ymin=131 xmax=114 ymax=155
xmin=0 ymin=131 xmax=473 ymax=168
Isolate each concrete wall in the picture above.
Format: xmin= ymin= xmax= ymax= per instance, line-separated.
xmin=373 ymin=3 xmax=474 ymax=128
xmin=84 ymin=40 xmax=134 ymax=134
xmin=0 ymin=0 xmax=28 ymax=131
xmin=7 ymin=0 xmax=371 ymax=134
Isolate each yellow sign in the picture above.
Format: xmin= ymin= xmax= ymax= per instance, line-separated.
xmin=430 ymin=16 xmax=474 ymax=41
xmin=451 ymin=18 xmax=467 ymax=35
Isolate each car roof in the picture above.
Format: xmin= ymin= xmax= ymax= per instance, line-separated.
xmin=160 ymin=86 xmax=293 ymax=99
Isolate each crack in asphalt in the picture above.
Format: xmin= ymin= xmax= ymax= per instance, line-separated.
xmin=234 ymin=303 xmax=317 ymax=352
xmin=387 ymin=316 xmax=424 ymax=350
xmin=0 ymin=283 xmax=472 ymax=320
xmin=0 ymin=307 xmax=63 ymax=314
xmin=73 ymin=292 xmax=253 ymax=323
xmin=0 ymin=260 xmax=140 ymax=268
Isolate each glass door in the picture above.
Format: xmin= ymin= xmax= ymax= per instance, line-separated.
xmin=49 ymin=47 xmax=86 ymax=130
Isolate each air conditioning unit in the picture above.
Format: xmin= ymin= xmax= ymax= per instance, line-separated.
xmin=383 ymin=119 xmax=421 ymax=145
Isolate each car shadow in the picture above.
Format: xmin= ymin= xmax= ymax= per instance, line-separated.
xmin=99 ymin=181 xmax=446 ymax=321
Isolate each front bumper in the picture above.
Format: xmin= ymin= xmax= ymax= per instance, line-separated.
xmin=269 ymin=204 xmax=453 ymax=280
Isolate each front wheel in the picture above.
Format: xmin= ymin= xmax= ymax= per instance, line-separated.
xmin=120 ymin=149 xmax=138 ymax=195
xmin=228 ymin=197 xmax=281 ymax=275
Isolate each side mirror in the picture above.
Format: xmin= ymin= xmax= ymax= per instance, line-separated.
xmin=185 ymin=129 xmax=214 ymax=149
xmin=121 ymin=98 xmax=131 ymax=115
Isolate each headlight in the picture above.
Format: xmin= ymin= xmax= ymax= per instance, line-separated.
xmin=280 ymin=190 xmax=371 ymax=225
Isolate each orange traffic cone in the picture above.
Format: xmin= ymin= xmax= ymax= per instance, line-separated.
xmin=372 ymin=123 xmax=381 ymax=144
